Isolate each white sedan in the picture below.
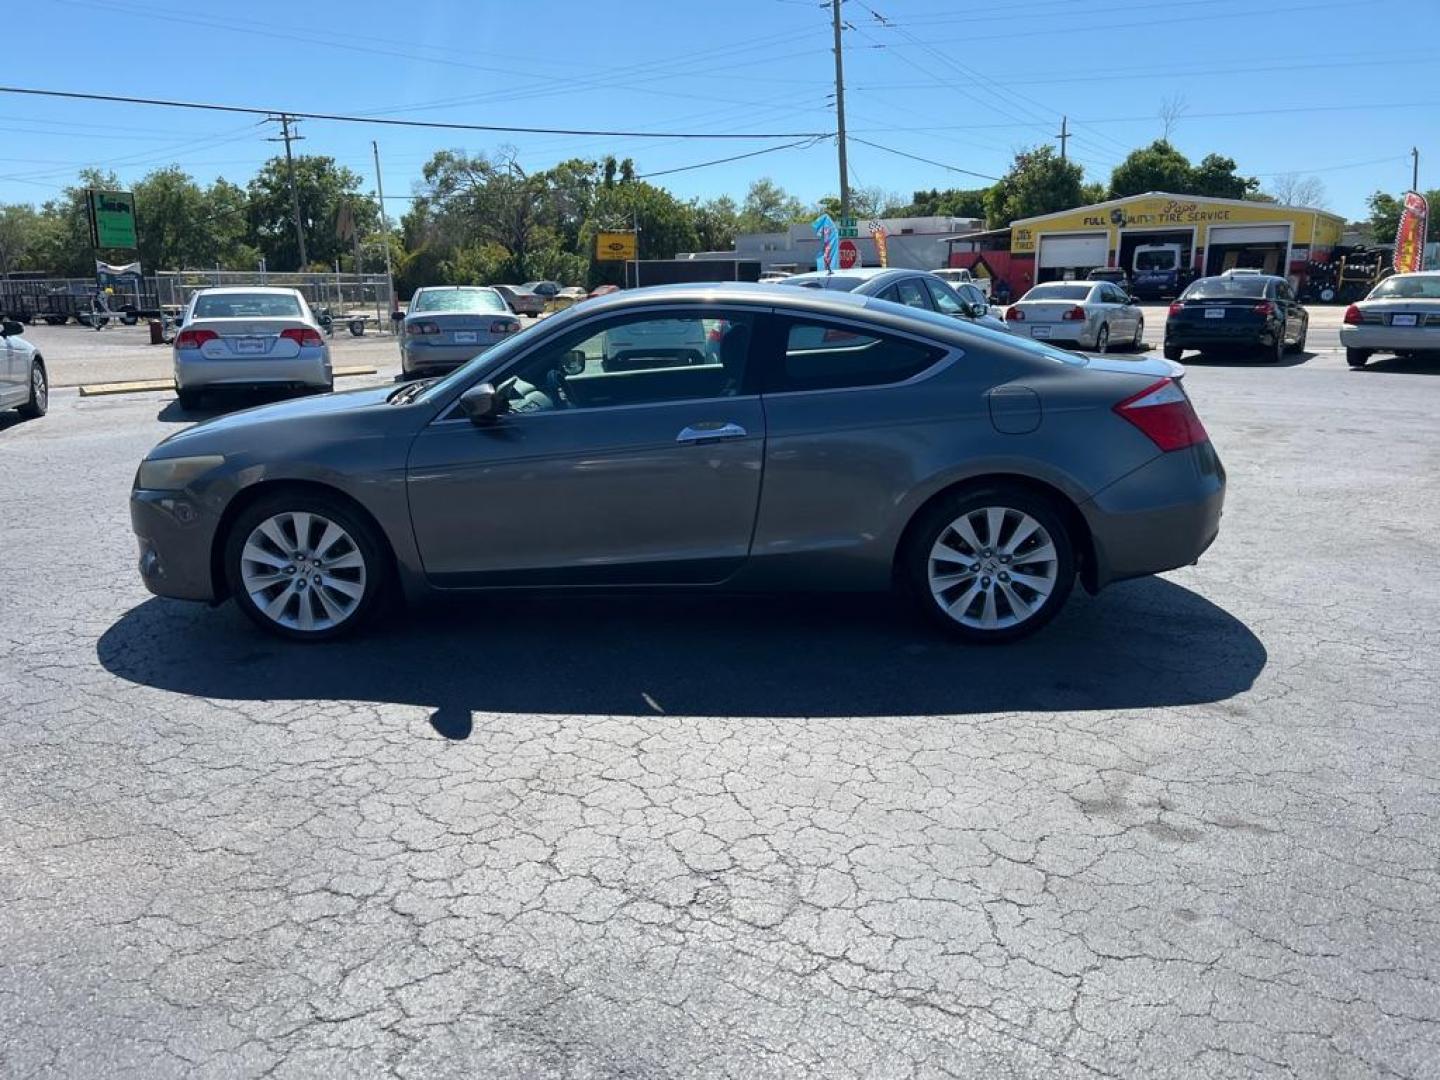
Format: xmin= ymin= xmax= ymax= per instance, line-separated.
xmin=1341 ymin=272 xmax=1440 ymax=368
xmin=1003 ymin=280 xmax=1145 ymax=352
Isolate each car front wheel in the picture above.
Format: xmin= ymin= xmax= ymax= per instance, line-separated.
xmin=1095 ymin=324 xmax=1110 ymax=353
xmin=17 ymin=360 xmax=47 ymax=419
xmin=224 ymin=493 xmax=386 ymax=641
xmin=907 ymin=487 xmax=1075 ymax=644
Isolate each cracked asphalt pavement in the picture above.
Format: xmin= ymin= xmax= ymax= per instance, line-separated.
xmin=1 ymin=330 xmax=1437 ymax=1078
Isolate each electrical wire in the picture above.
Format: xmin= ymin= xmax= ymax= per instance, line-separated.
xmin=849 ymin=138 xmax=1000 ymax=181
xmin=637 ymin=137 xmax=825 ymax=178
xmin=0 ymin=87 xmax=829 ymax=140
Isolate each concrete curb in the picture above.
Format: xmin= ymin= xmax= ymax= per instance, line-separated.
xmin=77 ymin=366 xmax=380 ymax=397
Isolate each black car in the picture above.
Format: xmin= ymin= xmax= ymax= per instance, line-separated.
xmin=1164 ymin=271 xmax=1308 ymax=363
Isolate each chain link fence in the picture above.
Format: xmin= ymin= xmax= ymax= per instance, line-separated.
xmin=155 ymin=272 xmax=396 ymax=331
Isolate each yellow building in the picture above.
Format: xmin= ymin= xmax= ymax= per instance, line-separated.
xmin=993 ymin=192 xmax=1345 ymax=297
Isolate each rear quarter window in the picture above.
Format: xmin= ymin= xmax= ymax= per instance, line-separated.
xmin=775 ymin=320 xmax=945 ymax=392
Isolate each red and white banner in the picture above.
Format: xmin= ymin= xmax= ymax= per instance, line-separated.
xmin=1394 ymin=191 xmax=1428 ymax=273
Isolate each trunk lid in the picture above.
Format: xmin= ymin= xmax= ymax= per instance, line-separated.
xmin=182 ymin=317 xmax=318 ymax=359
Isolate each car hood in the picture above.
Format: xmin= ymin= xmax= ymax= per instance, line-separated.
xmin=153 ymin=383 xmax=406 ymax=457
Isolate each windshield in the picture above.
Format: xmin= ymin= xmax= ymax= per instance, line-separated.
xmin=1182 ymin=277 xmax=1270 ymax=300
xmin=783 ymin=275 xmax=865 ymax=292
xmin=1135 ymin=250 xmax=1178 ymax=271
xmin=410 ymin=288 xmax=507 ymax=313
xmin=1022 ymin=284 xmax=1091 ymax=301
xmin=193 ymin=292 xmax=302 ymax=318
xmin=415 ymin=300 xmax=596 ymax=405
xmin=1369 ymin=275 xmax=1440 ymax=299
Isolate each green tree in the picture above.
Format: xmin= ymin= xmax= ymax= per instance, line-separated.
xmin=691 ymin=195 xmax=739 ymax=252
xmin=1188 ymin=153 xmax=1256 ymax=199
xmin=1108 ymin=140 xmax=1192 ymax=198
xmin=0 ymin=204 xmax=51 ymax=276
xmin=133 ymin=167 xmax=210 ymax=270
xmin=1366 ymin=189 xmax=1440 ymax=243
xmin=739 ymin=177 xmax=804 ymax=233
xmin=985 ymin=146 xmax=1085 ymax=225
xmin=902 ymin=186 xmax=989 ymax=219
xmin=247 ymin=155 xmax=375 ymax=271
xmin=816 ymin=186 xmax=905 ymax=220
xmin=31 ymin=169 xmax=123 ymax=276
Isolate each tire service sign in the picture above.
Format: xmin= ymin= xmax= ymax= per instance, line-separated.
xmin=88 ymin=190 xmax=138 ymax=250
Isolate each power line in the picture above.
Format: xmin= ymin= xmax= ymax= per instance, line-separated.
xmin=0 ymin=86 xmax=829 ymax=140
xmin=637 ymin=137 xmax=823 ymax=179
xmin=849 ymin=138 xmax=1000 ymax=181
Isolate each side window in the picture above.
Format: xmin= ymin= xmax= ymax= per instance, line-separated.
xmin=924 ymin=278 xmax=966 ymax=317
xmin=773 ymin=319 xmax=946 ymax=393
xmin=893 ymin=278 xmax=932 ymax=310
xmin=500 ymin=310 xmax=754 ymax=413
xmin=1277 ymin=282 xmax=1294 ymax=302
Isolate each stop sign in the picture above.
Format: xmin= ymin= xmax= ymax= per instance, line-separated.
xmin=839 ymin=239 xmax=859 ymax=269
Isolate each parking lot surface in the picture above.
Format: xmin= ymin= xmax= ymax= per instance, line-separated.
xmin=1 ymin=331 xmax=1437 ymax=1077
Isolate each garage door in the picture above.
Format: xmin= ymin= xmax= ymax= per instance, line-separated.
xmin=1208 ymin=224 xmax=1289 ymax=245
xmin=1038 ymin=233 xmax=1107 ymax=268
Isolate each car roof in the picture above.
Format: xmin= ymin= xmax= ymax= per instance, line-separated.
xmin=192 ymin=286 xmax=302 ymax=295
xmin=414 ymin=285 xmax=499 ymax=291
xmin=785 ymin=267 xmax=917 ymax=284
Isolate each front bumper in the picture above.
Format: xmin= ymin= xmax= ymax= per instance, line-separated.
xmin=1080 ymin=441 xmax=1225 ymax=590
xmin=175 ymin=354 xmax=332 ymax=391
xmin=131 ymin=489 xmax=220 ymax=602
xmin=1339 ymin=325 xmax=1440 ymax=353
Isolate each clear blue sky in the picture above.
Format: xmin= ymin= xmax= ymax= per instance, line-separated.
xmin=2 ymin=0 xmax=1435 ymax=222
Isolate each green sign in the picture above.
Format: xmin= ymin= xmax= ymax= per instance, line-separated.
xmin=88 ymin=190 xmax=137 ymax=249
xmin=838 ymin=215 xmax=858 ymax=238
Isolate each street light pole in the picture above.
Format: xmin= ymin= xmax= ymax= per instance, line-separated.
xmin=372 ymin=140 xmax=397 ymax=329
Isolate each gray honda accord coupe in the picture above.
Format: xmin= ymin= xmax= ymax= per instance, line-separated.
xmin=131 ymin=283 xmax=1225 ymax=643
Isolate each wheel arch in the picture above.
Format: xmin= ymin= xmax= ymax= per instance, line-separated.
xmin=209 ymin=479 xmax=400 ymax=603
xmin=892 ymin=472 xmax=1100 ymax=593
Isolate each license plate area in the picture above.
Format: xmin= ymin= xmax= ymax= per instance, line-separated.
xmin=1029 ymin=325 xmax=1051 ymax=338
xmin=1204 ymin=308 xmax=1226 ymax=319
xmin=1391 ymin=313 xmax=1418 ymax=327
xmin=233 ymin=337 xmax=266 ymax=354
xmin=453 ymin=331 xmax=478 ymax=343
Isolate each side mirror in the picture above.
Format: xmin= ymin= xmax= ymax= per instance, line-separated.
xmin=961 ymin=302 xmax=984 ymax=319
xmin=1 ymin=320 xmax=22 ymax=337
xmin=458 ymin=382 xmax=507 ymax=424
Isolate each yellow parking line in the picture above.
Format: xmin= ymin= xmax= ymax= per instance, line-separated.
xmin=78 ymin=366 xmax=379 ymax=397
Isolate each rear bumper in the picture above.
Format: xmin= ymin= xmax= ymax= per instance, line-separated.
xmin=1164 ymin=320 xmax=1276 ymax=349
xmin=402 ymin=341 xmax=495 ymax=374
xmin=1080 ymin=441 xmax=1225 ymax=590
xmin=175 ymin=353 xmax=331 ymax=390
xmin=1339 ymin=325 xmax=1440 ymax=352
xmin=131 ymin=489 xmax=220 ymax=602
xmin=1020 ymin=323 xmax=1092 ymax=346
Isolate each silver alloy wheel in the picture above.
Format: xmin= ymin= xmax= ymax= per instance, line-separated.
xmin=928 ymin=506 xmax=1059 ymax=630
xmin=239 ymin=511 xmax=367 ymax=633
xmin=1132 ymin=319 xmax=1144 ymax=349
xmin=1096 ymin=325 xmax=1109 ymax=353
xmin=31 ymin=364 xmax=46 ymax=410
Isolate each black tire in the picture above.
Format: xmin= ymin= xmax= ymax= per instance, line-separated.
xmin=1131 ymin=318 xmax=1144 ymax=351
xmin=1287 ymin=326 xmax=1307 ymax=355
xmin=17 ymin=360 xmax=47 ymax=419
xmin=44 ymin=316 xmax=65 ymax=326
xmin=223 ymin=490 xmax=388 ymax=642
xmin=904 ymin=485 xmax=1076 ymax=644
xmin=1163 ymin=344 xmax=1183 ymax=362
xmin=175 ymin=386 xmax=204 ymax=410
xmin=1095 ymin=324 xmax=1110 ymax=354
xmin=1265 ymin=333 xmax=1284 ymax=364
xmin=1346 ymin=348 xmax=1370 ymax=369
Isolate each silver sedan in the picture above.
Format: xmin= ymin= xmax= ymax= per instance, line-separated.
xmin=402 ymin=287 xmax=522 ymax=377
xmin=1341 ymin=272 xmax=1440 ymax=368
xmin=1004 ymin=280 xmax=1145 ymax=352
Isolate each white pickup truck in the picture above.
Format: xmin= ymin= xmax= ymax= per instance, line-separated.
xmin=933 ymin=268 xmax=992 ymax=299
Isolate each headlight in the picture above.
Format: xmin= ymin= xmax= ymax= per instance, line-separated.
xmin=136 ymin=455 xmax=225 ymax=491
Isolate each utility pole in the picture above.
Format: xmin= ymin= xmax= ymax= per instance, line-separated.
xmin=372 ymin=140 xmax=396 ymax=325
xmin=1412 ymin=146 xmax=1420 ymax=192
xmin=1057 ymin=116 xmax=1070 ymax=162
xmin=831 ymin=0 xmax=850 ymax=219
xmin=268 ymin=114 xmax=308 ymax=269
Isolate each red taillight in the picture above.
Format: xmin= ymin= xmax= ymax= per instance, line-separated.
xmin=406 ymin=320 xmax=439 ymax=335
xmin=1004 ymin=306 xmax=1024 ymax=321
xmin=490 ymin=319 xmax=521 ymax=335
xmin=1061 ymin=306 xmax=1086 ymax=321
xmin=1168 ymin=302 xmax=1183 ymax=317
xmin=1252 ymin=301 xmax=1275 ymax=317
xmin=174 ymin=329 xmax=217 ymax=350
xmin=1343 ymin=304 xmax=1362 ymax=325
xmin=1113 ymin=377 xmax=1208 ymax=452
xmin=280 ymin=327 xmax=324 ymax=347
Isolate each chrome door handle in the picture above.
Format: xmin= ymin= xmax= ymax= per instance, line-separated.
xmin=676 ymin=421 xmax=747 ymax=443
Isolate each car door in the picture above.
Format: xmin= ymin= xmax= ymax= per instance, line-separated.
xmin=405 ymin=306 xmax=765 ymax=587
xmin=1097 ymin=284 xmax=1129 ymax=335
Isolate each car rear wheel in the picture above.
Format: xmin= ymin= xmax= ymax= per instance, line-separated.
xmin=224 ymin=493 xmax=387 ymax=641
xmin=906 ymin=487 xmax=1075 ymax=644
xmin=1347 ymin=348 xmax=1370 ymax=369
xmin=1131 ymin=319 xmax=1144 ymax=350
xmin=1265 ymin=334 xmax=1284 ymax=364
xmin=175 ymin=386 xmax=203 ymax=411
xmin=1163 ymin=344 xmax=1183 ymax=362
xmin=1287 ymin=325 xmax=1307 ymax=354
xmin=17 ymin=360 xmax=47 ymax=419
xmin=1095 ymin=324 xmax=1110 ymax=353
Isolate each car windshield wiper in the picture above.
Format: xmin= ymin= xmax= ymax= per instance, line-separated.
xmin=389 ymin=378 xmax=437 ymax=404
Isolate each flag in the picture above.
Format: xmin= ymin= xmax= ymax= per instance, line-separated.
xmin=868 ymin=220 xmax=889 ymax=267
xmin=1394 ymin=192 xmax=1428 ymax=273
xmin=812 ymin=213 xmax=839 ymax=273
